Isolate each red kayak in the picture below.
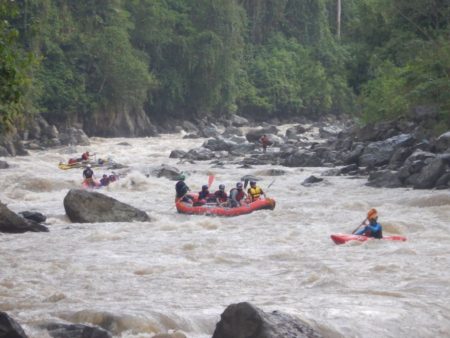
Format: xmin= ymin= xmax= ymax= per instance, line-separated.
xmin=176 ymin=197 xmax=276 ymax=217
xmin=331 ymin=233 xmax=407 ymax=245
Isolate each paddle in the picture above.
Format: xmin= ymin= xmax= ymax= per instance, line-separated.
xmin=352 ymin=218 xmax=368 ymax=234
xmin=208 ymin=174 xmax=215 ymax=188
xmin=263 ymin=179 xmax=276 ymax=198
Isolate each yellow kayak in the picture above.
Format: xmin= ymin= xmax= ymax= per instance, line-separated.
xmin=58 ymin=160 xmax=105 ymax=170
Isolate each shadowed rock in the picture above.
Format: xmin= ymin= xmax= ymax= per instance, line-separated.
xmin=151 ymin=164 xmax=181 ymax=180
xmin=19 ymin=211 xmax=47 ymax=223
xmin=44 ymin=323 xmax=112 ymax=338
xmin=302 ymin=175 xmax=324 ymax=186
xmin=0 ymin=202 xmax=49 ymax=233
xmin=212 ymin=302 xmax=322 ymax=338
xmin=0 ymin=312 xmax=28 ymax=338
xmin=63 ymin=189 xmax=150 ymax=223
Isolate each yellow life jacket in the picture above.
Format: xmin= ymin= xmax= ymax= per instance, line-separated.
xmin=248 ymin=186 xmax=262 ymax=200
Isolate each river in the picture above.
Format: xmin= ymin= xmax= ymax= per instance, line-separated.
xmin=1 ymin=131 xmax=449 ymax=338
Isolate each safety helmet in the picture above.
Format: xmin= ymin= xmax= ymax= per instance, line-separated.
xmin=250 ymin=180 xmax=256 ymax=186
xmin=236 ymin=182 xmax=243 ymax=189
xmin=87 ymin=164 xmax=91 ymax=168
xmin=219 ymin=184 xmax=225 ymax=190
xmin=103 ymin=174 xmax=107 ymax=178
xmin=202 ymin=185 xmax=208 ymax=190
xmin=178 ymin=174 xmax=186 ymax=181
xmin=367 ymin=208 xmax=378 ymax=220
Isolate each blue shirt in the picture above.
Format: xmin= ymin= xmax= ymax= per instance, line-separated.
xmin=355 ymin=222 xmax=383 ymax=238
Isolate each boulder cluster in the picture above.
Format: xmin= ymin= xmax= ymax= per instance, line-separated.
xmin=169 ymin=115 xmax=450 ymax=190
xmin=1 ymin=302 xmax=323 ymax=338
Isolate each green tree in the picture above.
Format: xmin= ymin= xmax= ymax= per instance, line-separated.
xmin=0 ymin=1 xmax=35 ymax=132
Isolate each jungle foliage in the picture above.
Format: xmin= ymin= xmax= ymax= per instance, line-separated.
xmin=0 ymin=0 xmax=449 ymax=133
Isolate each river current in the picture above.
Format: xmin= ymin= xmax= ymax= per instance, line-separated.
xmin=0 ymin=130 xmax=449 ymax=338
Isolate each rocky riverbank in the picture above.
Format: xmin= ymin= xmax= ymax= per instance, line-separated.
xmin=2 ymin=113 xmax=449 ymax=190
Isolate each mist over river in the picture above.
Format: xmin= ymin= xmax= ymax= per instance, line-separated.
xmin=1 ymin=131 xmax=449 ymax=338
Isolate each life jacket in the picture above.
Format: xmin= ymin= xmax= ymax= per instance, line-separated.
xmin=364 ymin=223 xmax=383 ymax=239
xmin=68 ymin=158 xmax=77 ymax=165
xmin=81 ymin=152 xmax=89 ymax=161
xmin=248 ymin=186 xmax=263 ymax=201
xmin=214 ymin=190 xmax=227 ymax=203
xmin=198 ymin=190 xmax=210 ymax=200
xmin=100 ymin=177 xmax=110 ymax=186
xmin=230 ymin=188 xmax=245 ymax=201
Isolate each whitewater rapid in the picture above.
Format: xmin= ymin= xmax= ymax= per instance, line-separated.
xmin=0 ymin=132 xmax=449 ymax=338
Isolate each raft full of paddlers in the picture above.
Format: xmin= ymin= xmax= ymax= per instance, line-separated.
xmin=176 ymin=196 xmax=276 ymax=216
xmin=174 ymin=174 xmax=276 ymax=217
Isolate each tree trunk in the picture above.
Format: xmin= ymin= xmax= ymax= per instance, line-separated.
xmin=337 ymin=0 xmax=341 ymax=39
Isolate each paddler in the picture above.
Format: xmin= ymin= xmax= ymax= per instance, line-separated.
xmin=82 ymin=164 xmax=95 ymax=187
xmin=353 ymin=208 xmax=383 ymax=238
xmin=175 ymin=174 xmax=193 ymax=203
xmin=229 ymin=182 xmax=247 ymax=208
xmin=247 ymin=180 xmax=265 ymax=202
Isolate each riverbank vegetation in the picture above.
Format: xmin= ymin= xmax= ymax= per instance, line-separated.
xmin=1 ymin=0 xmax=449 ymax=134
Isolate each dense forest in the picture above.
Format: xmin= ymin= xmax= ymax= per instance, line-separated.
xmin=1 ymin=0 xmax=449 ymax=136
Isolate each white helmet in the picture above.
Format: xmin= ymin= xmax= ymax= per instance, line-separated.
xmin=87 ymin=164 xmax=91 ymax=168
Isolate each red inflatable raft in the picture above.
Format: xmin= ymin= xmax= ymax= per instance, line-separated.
xmin=176 ymin=197 xmax=276 ymax=216
xmin=330 ymin=233 xmax=407 ymax=245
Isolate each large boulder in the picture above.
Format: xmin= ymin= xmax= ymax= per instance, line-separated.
xmin=151 ymin=164 xmax=181 ymax=180
xmin=203 ymin=138 xmax=235 ymax=152
xmin=406 ymin=158 xmax=446 ymax=189
xmin=230 ymin=115 xmax=249 ymax=127
xmin=245 ymin=126 xmax=279 ymax=142
xmin=436 ymin=131 xmax=450 ymax=152
xmin=184 ymin=148 xmax=215 ymax=161
xmin=359 ymin=134 xmax=415 ymax=168
xmin=0 ymin=160 xmax=9 ymax=169
xmin=366 ymin=170 xmax=403 ymax=188
xmin=59 ymin=127 xmax=91 ymax=146
xmin=0 ymin=202 xmax=49 ymax=233
xmin=0 ymin=312 xmax=28 ymax=338
xmin=212 ymin=302 xmax=322 ymax=338
xmin=63 ymin=189 xmax=150 ymax=223
xmin=283 ymin=150 xmax=323 ymax=167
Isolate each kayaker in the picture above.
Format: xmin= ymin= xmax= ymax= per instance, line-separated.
xmin=247 ymin=181 xmax=265 ymax=202
xmin=81 ymin=151 xmax=90 ymax=161
xmin=197 ymin=185 xmax=212 ymax=205
xmin=109 ymin=172 xmax=118 ymax=182
xmin=175 ymin=174 xmax=192 ymax=203
xmin=100 ymin=174 xmax=110 ymax=186
xmin=83 ymin=164 xmax=94 ymax=179
xmin=82 ymin=164 xmax=95 ymax=187
xmin=229 ymin=182 xmax=247 ymax=208
xmin=354 ymin=208 xmax=383 ymax=238
xmin=214 ymin=184 xmax=228 ymax=206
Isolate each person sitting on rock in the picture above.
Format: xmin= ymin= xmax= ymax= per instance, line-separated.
xmin=229 ymin=182 xmax=247 ymax=208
